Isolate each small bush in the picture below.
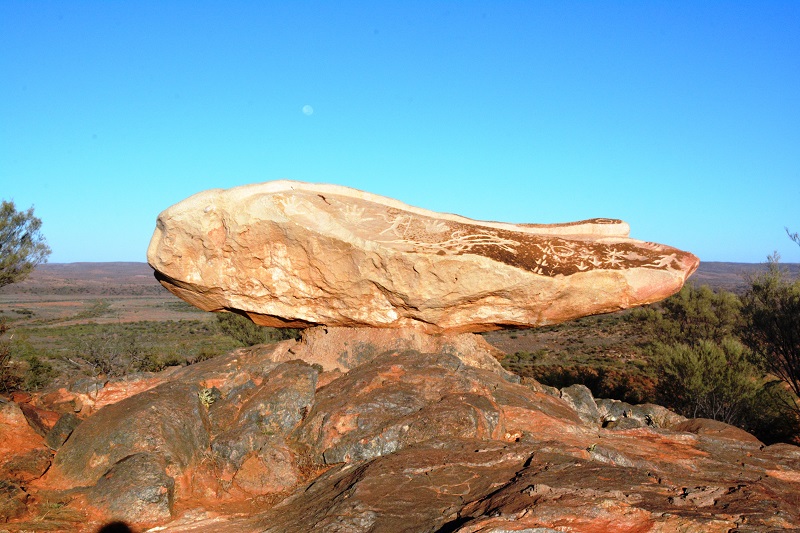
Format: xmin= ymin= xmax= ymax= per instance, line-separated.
xmin=741 ymin=258 xmax=800 ymax=407
xmin=191 ymin=344 xmax=221 ymax=364
xmin=525 ymin=364 xmax=656 ymax=405
xmin=502 ymin=350 xmax=543 ymax=370
xmin=743 ymin=380 xmax=800 ymax=444
xmin=629 ymin=284 xmax=743 ymax=346
xmin=0 ymin=320 xmax=22 ymax=392
xmin=2 ymin=329 xmax=56 ymax=391
xmin=653 ymin=337 xmax=760 ymax=426
xmin=69 ymin=331 xmax=148 ymax=378
xmin=215 ymin=312 xmax=300 ymax=346
xmin=22 ymin=353 xmax=55 ymax=391
xmin=133 ymin=352 xmax=184 ymax=373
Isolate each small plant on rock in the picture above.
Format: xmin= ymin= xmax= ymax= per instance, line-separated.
xmin=198 ymin=386 xmax=216 ymax=408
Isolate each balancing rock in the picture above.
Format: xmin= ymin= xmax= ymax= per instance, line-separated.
xmin=147 ymin=181 xmax=698 ymax=333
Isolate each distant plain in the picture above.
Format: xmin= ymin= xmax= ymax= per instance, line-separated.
xmin=1 ymin=261 xmax=798 ymax=392
xmin=4 ymin=261 xmax=796 ymax=324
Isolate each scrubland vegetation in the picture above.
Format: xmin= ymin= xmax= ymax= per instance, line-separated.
xmin=0 ymin=318 xmax=237 ymax=391
xmin=500 ymin=256 xmax=800 ymax=444
xmin=2 ymin=265 xmax=800 ymax=443
xmin=215 ymin=312 xmax=301 ymax=345
xmin=1 ymin=241 xmax=799 ymax=444
xmin=0 ymin=288 xmax=307 ymax=389
xmin=4 ymin=262 xmax=799 ymax=443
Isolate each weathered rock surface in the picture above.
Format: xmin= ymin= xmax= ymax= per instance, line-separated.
xmin=147 ymin=181 xmax=699 ymax=333
xmin=0 ymin=479 xmax=28 ymax=522
xmin=272 ymin=326 xmax=517 ymax=377
xmin=596 ymin=398 xmax=688 ymax=430
xmin=290 ymin=348 xmax=560 ymax=465
xmin=208 ymin=359 xmax=317 ymax=492
xmin=3 ymin=331 xmax=800 ymax=532
xmin=85 ymin=452 xmax=175 ymax=524
xmin=18 ymin=401 xmax=59 ymax=437
xmin=44 ymin=412 xmax=81 ymax=450
xmin=0 ymin=399 xmax=51 ymax=522
xmin=50 ymin=381 xmax=210 ymax=488
xmin=256 ymin=439 xmax=533 ymax=533
xmin=0 ymin=400 xmax=51 ymax=482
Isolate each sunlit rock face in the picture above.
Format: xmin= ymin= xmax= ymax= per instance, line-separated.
xmin=147 ymin=180 xmax=698 ymax=333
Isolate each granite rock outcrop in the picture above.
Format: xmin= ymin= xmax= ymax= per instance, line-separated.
xmin=147 ymin=181 xmax=699 ymax=333
xmin=10 ymin=182 xmax=790 ymax=532
xmin=3 ymin=329 xmax=799 ymax=532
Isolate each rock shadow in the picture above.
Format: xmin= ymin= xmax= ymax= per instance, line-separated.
xmin=97 ymin=521 xmax=135 ymax=533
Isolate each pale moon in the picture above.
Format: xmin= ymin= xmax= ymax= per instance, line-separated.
xmin=302 ymin=105 xmax=314 ymax=116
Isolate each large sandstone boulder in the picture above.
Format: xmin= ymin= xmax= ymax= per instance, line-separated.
xmin=147 ymin=181 xmax=698 ymax=333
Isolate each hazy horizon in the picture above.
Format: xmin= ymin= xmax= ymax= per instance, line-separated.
xmin=2 ymin=2 xmax=799 ymax=264
xmin=30 ymin=259 xmax=800 ymax=268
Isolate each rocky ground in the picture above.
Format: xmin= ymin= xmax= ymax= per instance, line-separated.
xmin=2 ymin=329 xmax=800 ymax=532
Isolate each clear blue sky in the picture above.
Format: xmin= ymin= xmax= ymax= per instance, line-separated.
xmin=2 ymin=1 xmax=798 ymax=264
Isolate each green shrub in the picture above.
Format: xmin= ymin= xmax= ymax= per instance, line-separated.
xmin=630 ymin=284 xmax=743 ymax=346
xmin=743 ymin=380 xmax=800 ymax=444
xmin=1 ymin=330 xmax=56 ymax=391
xmin=741 ymin=257 xmax=800 ymax=408
xmin=215 ymin=312 xmax=300 ymax=346
xmin=529 ymin=364 xmax=656 ymax=405
xmin=6 ymin=320 xmax=240 ymax=384
xmin=0 ymin=320 xmax=22 ymax=392
xmin=133 ymin=352 xmax=184 ymax=373
xmin=70 ymin=331 xmax=143 ymax=377
xmin=629 ymin=276 xmax=800 ymax=442
xmin=502 ymin=350 xmax=543 ymax=369
xmin=192 ymin=344 xmax=221 ymax=364
xmin=653 ymin=337 xmax=761 ymax=426
xmin=22 ymin=353 xmax=55 ymax=391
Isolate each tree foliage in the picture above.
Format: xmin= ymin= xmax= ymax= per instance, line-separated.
xmin=215 ymin=312 xmax=300 ymax=346
xmin=631 ymin=284 xmax=743 ymax=345
xmin=0 ymin=200 xmax=51 ymax=288
xmin=788 ymin=227 xmax=800 ymax=247
xmin=654 ymin=338 xmax=761 ymax=425
xmin=634 ymin=279 xmax=800 ymax=441
xmin=741 ymin=256 xmax=800 ymax=405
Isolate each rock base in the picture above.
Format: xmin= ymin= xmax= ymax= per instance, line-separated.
xmin=2 ymin=331 xmax=799 ymax=532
